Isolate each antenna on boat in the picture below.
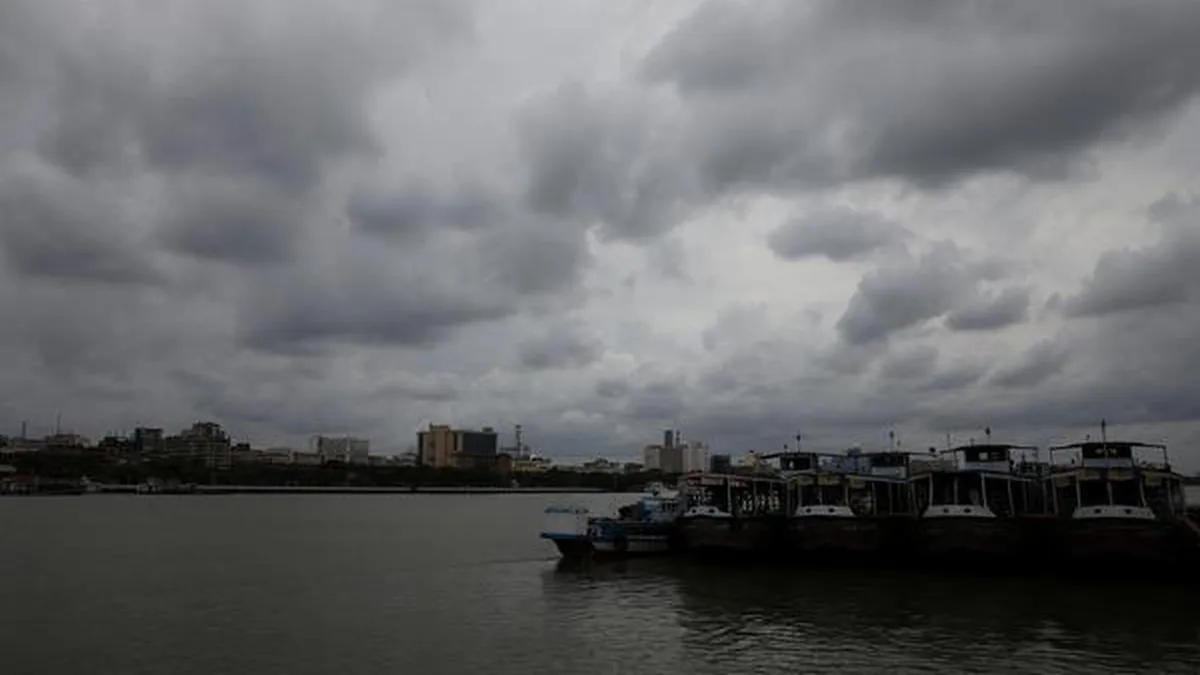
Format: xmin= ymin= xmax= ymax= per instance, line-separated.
xmin=795 ymin=432 xmax=801 ymax=451
xmin=985 ymin=426 xmax=992 ymax=444
xmin=1100 ymin=419 xmax=1108 ymax=446
xmin=888 ymin=430 xmax=895 ymax=451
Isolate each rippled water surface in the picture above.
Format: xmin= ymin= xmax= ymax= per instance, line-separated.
xmin=2 ymin=493 xmax=1199 ymax=674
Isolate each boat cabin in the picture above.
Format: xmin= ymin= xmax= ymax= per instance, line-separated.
xmin=680 ymin=472 xmax=788 ymax=518
xmin=912 ymin=444 xmax=1045 ymax=518
xmin=1046 ymin=441 xmax=1184 ymax=520
xmin=790 ymin=450 xmax=916 ymax=518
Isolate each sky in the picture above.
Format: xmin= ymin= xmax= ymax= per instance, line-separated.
xmin=3 ymin=0 xmax=1200 ymax=466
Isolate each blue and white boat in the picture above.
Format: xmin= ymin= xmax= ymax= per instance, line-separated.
xmin=540 ymin=489 xmax=682 ymax=559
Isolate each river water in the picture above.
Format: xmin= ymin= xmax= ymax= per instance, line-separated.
xmin=2 ymin=492 xmax=1199 ymax=674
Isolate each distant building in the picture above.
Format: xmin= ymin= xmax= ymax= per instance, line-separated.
xmin=310 ymin=436 xmax=370 ymax=465
xmin=512 ymin=455 xmax=550 ymax=473
xmin=291 ymin=451 xmax=322 ymax=466
xmin=642 ymin=429 xmax=706 ymax=474
xmin=581 ymin=458 xmax=623 ymax=474
xmin=164 ymin=422 xmax=232 ymax=470
xmin=417 ymin=424 xmax=499 ymax=469
xmin=710 ymin=454 xmax=732 ymax=473
xmin=643 ymin=445 xmax=662 ymax=471
xmin=132 ymin=427 xmax=165 ymax=461
xmin=96 ymin=436 xmax=133 ymax=460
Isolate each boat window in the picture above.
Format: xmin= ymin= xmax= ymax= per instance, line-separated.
xmin=1110 ymin=479 xmax=1142 ymax=507
xmin=1079 ymin=479 xmax=1108 ymax=507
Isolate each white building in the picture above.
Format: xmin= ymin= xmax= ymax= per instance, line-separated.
xmin=643 ymin=445 xmax=662 ymax=471
xmin=310 ymin=435 xmax=370 ymax=465
xmin=646 ymin=440 xmax=708 ymax=474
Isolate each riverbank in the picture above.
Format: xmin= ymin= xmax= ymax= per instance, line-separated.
xmin=8 ymin=484 xmax=606 ymax=496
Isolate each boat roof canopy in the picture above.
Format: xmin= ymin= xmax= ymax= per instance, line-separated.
xmin=1049 ymin=441 xmax=1166 ymax=450
xmin=942 ymin=443 xmax=1037 ymax=455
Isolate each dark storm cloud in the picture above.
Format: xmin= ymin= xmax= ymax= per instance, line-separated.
xmin=517 ymin=82 xmax=693 ymax=241
xmin=989 ymin=340 xmax=1070 ymax=389
xmin=920 ymin=363 xmax=989 ymax=392
xmin=157 ymin=178 xmax=307 ymax=264
xmin=347 ymin=180 xmax=501 ymax=240
xmin=27 ymin=2 xmax=473 ymax=188
xmin=239 ymin=263 xmax=513 ymax=352
xmin=517 ymin=325 xmax=603 ymax=371
xmin=624 ymin=379 xmax=689 ymax=424
xmin=1061 ymin=197 xmax=1200 ymax=318
xmin=594 ymin=378 xmax=629 ymax=399
xmin=879 ymin=345 xmax=939 ymax=380
xmin=945 ymin=286 xmax=1031 ymax=331
xmin=509 ymin=1 xmax=1200 ymax=242
xmin=768 ymin=208 xmax=909 ymax=262
xmin=835 ymin=243 xmax=986 ymax=345
xmin=0 ymin=167 xmax=162 ymax=284
xmin=643 ymin=0 xmax=1200 ymax=189
xmin=472 ymin=217 xmax=592 ymax=296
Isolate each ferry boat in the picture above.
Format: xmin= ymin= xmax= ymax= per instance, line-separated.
xmin=911 ymin=438 xmax=1045 ymax=563
xmin=786 ymin=449 xmax=918 ymax=561
xmin=677 ymin=472 xmax=788 ymax=555
xmin=539 ymin=490 xmax=682 ymax=559
xmin=1046 ymin=428 xmax=1190 ymax=566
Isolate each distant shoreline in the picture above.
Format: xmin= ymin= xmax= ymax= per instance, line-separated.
xmin=15 ymin=484 xmax=610 ymax=496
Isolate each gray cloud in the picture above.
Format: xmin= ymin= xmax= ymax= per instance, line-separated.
xmin=347 ymin=179 xmax=501 ymax=240
xmin=836 ymin=243 xmax=988 ymax=345
xmin=768 ymin=208 xmax=909 ymax=262
xmin=3 ymin=1 xmax=1200 ymax=469
xmin=989 ymin=340 xmax=1070 ymax=389
xmin=879 ymin=345 xmax=939 ymax=380
xmin=644 ymin=0 xmax=1200 ymax=189
xmin=518 ymin=325 xmax=603 ymax=371
xmin=945 ymin=286 xmax=1031 ymax=331
xmin=1061 ymin=197 xmax=1200 ymax=318
xmin=0 ymin=166 xmax=163 ymax=284
xmin=157 ymin=178 xmax=307 ymax=265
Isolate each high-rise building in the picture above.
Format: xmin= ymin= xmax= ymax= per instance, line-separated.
xmin=310 ymin=436 xmax=370 ymax=465
xmin=417 ymin=424 xmax=499 ymax=469
xmin=164 ymin=422 xmax=232 ymax=470
xmin=643 ymin=444 xmax=662 ymax=471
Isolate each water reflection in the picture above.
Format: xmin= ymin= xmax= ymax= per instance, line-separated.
xmin=547 ymin=559 xmax=1200 ymax=674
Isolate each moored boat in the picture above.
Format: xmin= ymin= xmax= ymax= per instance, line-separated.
xmin=678 ymin=472 xmax=788 ymax=556
xmin=786 ymin=449 xmax=918 ymax=561
xmin=1046 ymin=425 xmax=1192 ymax=568
xmin=912 ymin=437 xmax=1045 ymax=564
xmin=539 ymin=491 xmax=682 ymax=560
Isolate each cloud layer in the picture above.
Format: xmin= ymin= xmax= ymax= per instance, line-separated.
xmin=3 ymin=0 xmax=1200 ymax=466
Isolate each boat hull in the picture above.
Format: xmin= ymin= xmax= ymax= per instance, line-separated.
xmin=543 ymin=534 xmax=596 ymax=559
xmin=918 ymin=517 xmax=1023 ymax=564
xmin=541 ymin=522 xmax=677 ymax=560
xmin=789 ymin=517 xmax=883 ymax=557
xmin=679 ymin=516 xmax=779 ymax=557
xmin=1058 ymin=518 xmax=1179 ymax=567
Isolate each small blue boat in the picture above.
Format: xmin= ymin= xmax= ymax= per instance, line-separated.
xmin=540 ymin=489 xmax=682 ymax=559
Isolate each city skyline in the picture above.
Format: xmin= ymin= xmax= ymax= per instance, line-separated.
xmin=2 ymin=2 xmax=1200 ymax=469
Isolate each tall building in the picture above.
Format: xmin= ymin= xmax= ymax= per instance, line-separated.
xmin=643 ymin=444 xmax=662 ymax=471
xmin=643 ymin=429 xmax=707 ymax=475
xmin=132 ymin=427 xmax=165 ymax=460
xmin=310 ymin=436 xmax=370 ymax=465
xmin=417 ymin=424 xmax=499 ymax=469
xmin=164 ymin=422 xmax=232 ymax=470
